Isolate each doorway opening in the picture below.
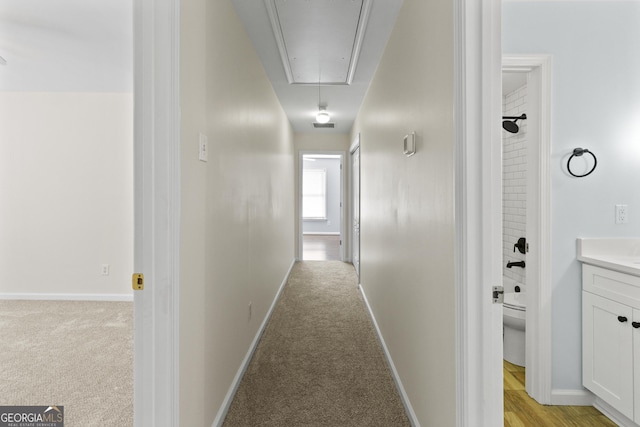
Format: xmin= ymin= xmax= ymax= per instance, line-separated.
xmin=299 ymin=152 xmax=345 ymax=261
xmin=501 ymin=55 xmax=552 ymax=410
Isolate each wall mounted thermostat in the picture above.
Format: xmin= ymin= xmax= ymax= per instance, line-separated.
xmin=404 ymin=132 xmax=416 ymax=157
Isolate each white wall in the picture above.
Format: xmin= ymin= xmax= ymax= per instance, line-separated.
xmin=180 ymin=0 xmax=295 ymax=425
xmin=351 ymin=0 xmax=455 ymax=424
xmin=504 ymin=1 xmax=640 ymax=391
xmin=503 ymin=83 xmax=528 ymax=287
xmin=302 ymin=157 xmax=341 ymax=234
xmin=0 ymin=92 xmax=133 ymax=298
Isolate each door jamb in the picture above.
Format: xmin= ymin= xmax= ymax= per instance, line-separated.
xmin=503 ymin=54 xmax=553 ymax=404
xmin=349 ymin=134 xmax=360 ymax=279
xmin=133 ymin=0 xmax=180 ymax=424
xmin=298 ymin=150 xmax=346 ymax=261
xmin=455 ymin=0 xmax=503 ymax=425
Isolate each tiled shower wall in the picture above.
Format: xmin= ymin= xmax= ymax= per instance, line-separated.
xmin=503 ymin=83 xmax=527 ymax=288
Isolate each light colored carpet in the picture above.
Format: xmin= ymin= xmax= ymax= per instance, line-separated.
xmin=223 ymin=261 xmax=411 ymax=427
xmin=0 ymin=300 xmax=133 ymax=426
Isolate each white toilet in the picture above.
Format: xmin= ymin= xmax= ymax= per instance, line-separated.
xmin=503 ymin=291 xmax=526 ymax=367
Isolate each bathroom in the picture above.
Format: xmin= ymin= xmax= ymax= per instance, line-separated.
xmin=502 ymin=0 xmax=640 ymax=411
xmin=501 ymin=73 xmax=528 ymax=368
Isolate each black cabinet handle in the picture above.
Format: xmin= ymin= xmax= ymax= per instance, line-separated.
xmin=618 ymin=316 xmax=628 ymax=323
xmin=633 ymin=322 xmax=640 ymax=329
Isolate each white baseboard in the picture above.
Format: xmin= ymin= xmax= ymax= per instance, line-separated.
xmin=302 ymin=232 xmax=340 ymax=236
xmin=593 ymin=397 xmax=637 ymax=427
xmin=359 ymin=284 xmax=420 ymax=427
xmin=0 ymin=293 xmax=133 ymax=302
xmin=550 ymin=388 xmax=595 ymax=406
xmin=212 ymin=259 xmax=296 ymax=427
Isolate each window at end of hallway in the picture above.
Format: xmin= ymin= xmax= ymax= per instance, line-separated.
xmin=302 ymin=169 xmax=327 ymax=220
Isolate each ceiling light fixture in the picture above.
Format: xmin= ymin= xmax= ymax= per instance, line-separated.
xmin=315 ymin=71 xmax=331 ymax=124
xmin=316 ymin=106 xmax=330 ymax=124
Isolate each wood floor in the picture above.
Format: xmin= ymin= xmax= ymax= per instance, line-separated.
xmin=504 ymin=361 xmax=616 ymax=426
xmin=302 ymin=234 xmax=341 ymax=260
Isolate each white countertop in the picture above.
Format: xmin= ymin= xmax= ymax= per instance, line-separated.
xmin=577 ymin=238 xmax=640 ymax=277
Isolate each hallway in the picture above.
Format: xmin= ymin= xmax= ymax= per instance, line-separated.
xmin=222 ymin=261 xmax=410 ymax=426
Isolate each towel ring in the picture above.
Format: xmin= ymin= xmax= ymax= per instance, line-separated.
xmin=567 ymin=148 xmax=597 ymax=178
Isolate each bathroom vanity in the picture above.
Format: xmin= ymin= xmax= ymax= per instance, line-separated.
xmin=578 ymin=238 xmax=640 ymax=426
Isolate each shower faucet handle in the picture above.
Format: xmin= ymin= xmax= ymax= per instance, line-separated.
xmin=513 ymin=237 xmax=527 ymax=254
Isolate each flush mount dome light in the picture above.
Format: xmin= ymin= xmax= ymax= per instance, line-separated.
xmin=316 ymin=110 xmax=331 ymax=124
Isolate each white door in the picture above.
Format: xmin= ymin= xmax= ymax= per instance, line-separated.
xmin=504 ymin=55 xmax=553 ymax=404
xmin=351 ymin=146 xmax=360 ymax=279
xmin=634 ymin=308 xmax=640 ymax=424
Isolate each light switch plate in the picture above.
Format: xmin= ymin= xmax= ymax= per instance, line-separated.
xmin=199 ymin=133 xmax=208 ymax=162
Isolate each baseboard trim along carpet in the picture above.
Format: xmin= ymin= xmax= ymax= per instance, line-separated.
xmin=212 ymin=259 xmax=296 ymax=427
xmin=0 ymin=293 xmax=133 ymax=302
xmin=359 ymin=283 xmax=420 ymax=427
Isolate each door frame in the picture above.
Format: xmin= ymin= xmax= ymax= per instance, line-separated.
xmin=503 ymin=54 xmax=553 ymax=404
xmin=349 ymin=134 xmax=360 ymax=279
xmin=298 ymin=150 xmax=347 ymax=261
xmin=454 ymin=0 xmax=504 ymax=425
xmin=134 ymin=0 xmax=511 ymax=423
xmin=133 ymin=0 xmax=180 ymax=424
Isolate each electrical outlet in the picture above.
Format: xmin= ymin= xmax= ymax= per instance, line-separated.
xmin=616 ymin=204 xmax=629 ymax=224
xmin=101 ymin=264 xmax=110 ymax=276
xmin=248 ymin=302 xmax=252 ymax=321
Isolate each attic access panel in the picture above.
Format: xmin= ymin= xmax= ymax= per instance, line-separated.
xmin=265 ymin=0 xmax=371 ymax=85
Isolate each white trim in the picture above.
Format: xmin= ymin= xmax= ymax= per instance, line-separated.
xmin=302 ymin=232 xmax=341 ymax=236
xmin=298 ymin=150 xmax=346 ymax=262
xmin=211 ymin=259 xmax=296 ymax=427
xmin=349 ymin=133 xmax=361 ymax=155
xmin=455 ymin=0 xmax=504 ymax=426
xmin=264 ymin=0 xmax=294 ymax=84
xmin=503 ymin=54 xmax=553 ymax=405
xmin=349 ymin=134 xmax=360 ymax=276
xmin=264 ymin=0 xmax=372 ymax=85
xmin=134 ymin=0 xmax=181 ymax=424
xmin=346 ymin=0 xmax=373 ymax=85
xmin=550 ymin=389 xmax=595 ymax=406
xmin=594 ymin=397 xmax=637 ymax=427
xmin=0 ymin=293 xmax=133 ymax=302
xmin=505 ymin=0 xmax=640 ymax=2
xmin=359 ymin=284 xmax=419 ymax=426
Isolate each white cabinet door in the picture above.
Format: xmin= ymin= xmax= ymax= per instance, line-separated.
xmin=583 ymin=291 xmax=634 ymax=419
